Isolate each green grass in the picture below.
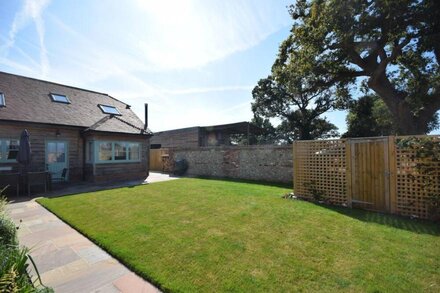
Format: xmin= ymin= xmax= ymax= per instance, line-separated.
xmin=38 ymin=178 xmax=440 ymax=292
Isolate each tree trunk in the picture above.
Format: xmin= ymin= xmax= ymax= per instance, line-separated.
xmin=368 ymin=74 xmax=431 ymax=135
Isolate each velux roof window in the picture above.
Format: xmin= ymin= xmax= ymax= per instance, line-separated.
xmin=99 ymin=104 xmax=121 ymax=115
xmin=0 ymin=93 xmax=5 ymax=107
xmin=50 ymin=93 xmax=70 ymax=104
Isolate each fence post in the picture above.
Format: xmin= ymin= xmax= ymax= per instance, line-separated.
xmin=345 ymin=139 xmax=353 ymax=207
xmin=292 ymin=142 xmax=296 ymax=190
xmin=388 ymin=136 xmax=398 ymax=214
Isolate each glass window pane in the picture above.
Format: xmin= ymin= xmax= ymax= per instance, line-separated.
xmin=114 ymin=143 xmax=127 ymax=160
xmin=47 ymin=142 xmax=57 ymax=163
xmin=99 ymin=142 xmax=112 ymax=161
xmin=0 ymin=140 xmax=3 ymax=160
xmin=56 ymin=143 xmax=65 ymax=163
xmin=50 ymin=93 xmax=70 ymax=103
xmin=0 ymin=93 xmax=5 ymax=106
xmin=6 ymin=139 xmax=19 ymax=160
xmin=128 ymin=143 xmax=140 ymax=161
xmin=99 ymin=104 xmax=121 ymax=115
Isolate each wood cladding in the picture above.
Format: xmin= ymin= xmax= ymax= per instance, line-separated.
xmin=0 ymin=121 xmax=149 ymax=183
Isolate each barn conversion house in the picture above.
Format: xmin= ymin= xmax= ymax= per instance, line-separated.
xmin=0 ymin=71 xmax=152 ymax=187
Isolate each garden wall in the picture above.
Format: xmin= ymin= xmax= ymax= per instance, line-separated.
xmin=168 ymin=145 xmax=293 ymax=184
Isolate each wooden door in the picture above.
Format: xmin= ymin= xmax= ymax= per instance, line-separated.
xmin=350 ymin=138 xmax=390 ymax=212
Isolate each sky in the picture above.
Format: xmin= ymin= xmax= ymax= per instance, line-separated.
xmin=0 ymin=0 xmax=347 ymax=133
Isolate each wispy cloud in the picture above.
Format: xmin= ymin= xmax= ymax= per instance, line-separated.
xmin=1 ymin=0 xmax=51 ymax=77
xmin=162 ymin=85 xmax=253 ymax=95
xmin=0 ymin=0 xmax=292 ymax=131
xmin=135 ymin=0 xmax=291 ymax=70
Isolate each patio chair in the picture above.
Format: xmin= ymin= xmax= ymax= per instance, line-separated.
xmin=27 ymin=171 xmax=47 ymax=196
xmin=51 ymin=168 xmax=68 ymax=183
xmin=0 ymin=173 xmax=20 ymax=196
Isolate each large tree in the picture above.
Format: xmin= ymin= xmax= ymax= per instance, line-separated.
xmin=277 ymin=0 xmax=440 ymax=134
xmin=342 ymin=95 xmax=395 ymax=137
xmin=252 ymin=74 xmax=341 ymax=140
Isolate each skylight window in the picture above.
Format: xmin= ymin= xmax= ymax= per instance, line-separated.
xmin=0 ymin=93 xmax=5 ymax=107
xmin=50 ymin=93 xmax=70 ymax=104
xmin=99 ymin=104 xmax=121 ymax=115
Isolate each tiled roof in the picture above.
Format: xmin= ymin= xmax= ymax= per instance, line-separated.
xmin=0 ymin=71 xmax=151 ymax=135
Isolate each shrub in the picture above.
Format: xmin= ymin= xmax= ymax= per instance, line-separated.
xmin=0 ymin=188 xmax=53 ymax=293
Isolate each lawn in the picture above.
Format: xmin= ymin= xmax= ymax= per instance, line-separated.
xmin=38 ymin=178 xmax=440 ymax=292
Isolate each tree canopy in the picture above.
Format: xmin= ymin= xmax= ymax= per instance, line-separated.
xmin=276 ymin=0 xmax=440 ymax=135
xmin=251 ymin=73 xmax=341 ymax=141
xmin=342 ymin=95 xmax=395 ymax=138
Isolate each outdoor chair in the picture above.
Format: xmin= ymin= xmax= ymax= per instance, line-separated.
xmin=0 ymin=173 xmax=20 ymax=196
xmin=51 ymin=168 xmax=68 ymax=183
xmin=27 ymin=171 xmax=47 ymax=196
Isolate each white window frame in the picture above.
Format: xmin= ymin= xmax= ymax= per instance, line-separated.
xmin=98 ymin=104 xmax=121 ymax=115
xmin=0 ymin=138 xmax=20 ymax=163
xmin=0 ymin=93 xmax=5 ymax=107
xmin=50 ymin=93 xmax=71 ymax=104
xmin=93 ymin=141 xmax=141 ymax=164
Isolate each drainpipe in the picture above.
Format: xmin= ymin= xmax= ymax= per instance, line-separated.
xmin=144 ymin=103 xmax=148 ymax=132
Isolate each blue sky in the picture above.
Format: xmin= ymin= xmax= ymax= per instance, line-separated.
xmin=0 ymin=0 xmax=346 ymax=132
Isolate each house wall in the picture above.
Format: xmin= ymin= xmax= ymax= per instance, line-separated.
xmin=0 ymin=121 xmax=150 ymax=183
xmin=0 ymin=121 xmax=84 ymax=182
xmin=169 ymin=145 xmax=293 ymax=184
xmin=84 ymin=132 xmax=150 ymax=182
xmin=150 ymin=127 xmax=200 ymax=148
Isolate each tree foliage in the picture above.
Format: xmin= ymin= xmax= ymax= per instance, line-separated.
xmin=251 ymin=68 xmax=343 ymax=140
xmin=343 ymin=95 xmax=395 ymax=137
xmin=278 ymin=0 xmax=440 ymax=135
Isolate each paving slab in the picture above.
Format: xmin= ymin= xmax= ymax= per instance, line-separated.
xmin=5 ymin=172 xmax=173 ymax=292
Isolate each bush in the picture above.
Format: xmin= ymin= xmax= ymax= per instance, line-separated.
xmin=0 ymin=188 xmax=53 ymax=293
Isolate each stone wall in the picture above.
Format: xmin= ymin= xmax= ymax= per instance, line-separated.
xmin=169 ymin=145 xmax=293 ymax=184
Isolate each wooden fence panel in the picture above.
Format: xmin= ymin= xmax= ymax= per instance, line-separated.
xmin=395 ymin=136 xmax=440 ymax=219
xmin=293 ymin=139 xmax=348 ymax=206
xmin=149 ymin=149 xmax=169 ymax=171
xmin=293 ymin=135 xmax=440 ymax=219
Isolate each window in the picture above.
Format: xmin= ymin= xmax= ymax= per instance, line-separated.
xmin=127 ymin=143 xmax=140 ymax=160
xmin=95 ymin=141 xmax=140 ymax=163
xmin=114 ymin=142 xmax=127 ymax=160
xmin=98 ymin=104 xmax=121 ymax=115
xmin=0 ymin=93 xmax=5 ymax=107
xmin=98 ymin=142 xmax=113 ymax=161
xmin=50 ymin=93 xmax=70 ymax=104
xmin=0 ymin=139 xmax=19 ymax=162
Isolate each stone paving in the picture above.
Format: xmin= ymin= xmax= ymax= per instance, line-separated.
xmin=5 ymin=172 xmax=177 ymax=293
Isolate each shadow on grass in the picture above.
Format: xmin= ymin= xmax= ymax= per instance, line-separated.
xmin=191 ymin=175 xmax=293 ymax=189
xmin=313 ymin=202 xmax=440 ymax=236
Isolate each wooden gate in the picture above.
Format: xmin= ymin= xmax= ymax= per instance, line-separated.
xmin=149 ymin=149 xmax=169 ymax=172
xmin=348 ymin=137 xmax=390 ymax=212
xmin=293 ymin=135 xmax=440 ymax=219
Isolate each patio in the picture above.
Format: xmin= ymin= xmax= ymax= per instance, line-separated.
xmin=5 ymin=172 xmax=177 ymax=293
xmin=5 ymin=172 xmax=179 ymax=201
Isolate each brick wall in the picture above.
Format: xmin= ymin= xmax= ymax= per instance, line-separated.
xmin=170 ymin=145 xmax=293 ymax=184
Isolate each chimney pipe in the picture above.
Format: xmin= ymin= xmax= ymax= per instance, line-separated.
xmin=144 ymin=103 xmax=148 ymax=131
